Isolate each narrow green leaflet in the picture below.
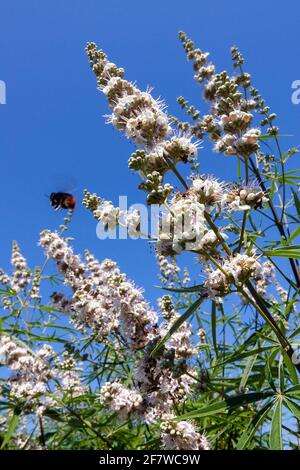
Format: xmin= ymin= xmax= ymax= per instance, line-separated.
xmin=284 ymin=398 xmax=300 ymax=420
xmin=239 ymin=351 xmax=259 ymax=391
xmin=287 ymin=226 xmax=300 ymax=243
xmin=270 ymin=398 xmax=283 ymax=450
xmin=236 ymin=402 xmax=273 ymax=450
xmin=282 ymin=351 xmax=299 ymax=386
xmin=0 ymin=409 xmax=20 ymax=449
xmin=276 ymin=169 xmax=300 ymax=184
xmin=151 ymin=296 xmax=204 ymax=356
xmin=264 ymin=245 xmax=300 ymax=259
xmin=259 ymin=134 xmax=293 ymax=140
xmin=291 ymin=188 xmax=300 ymax=219
xmin=211 ymin=301 xmax=218 ymax=359
xmin=174 ymin=391 xmax=274 ymax=421
xmin=285 ymin=385 xmax=300 ymax=399
xmin=157 ymin=284 xmax=203 ymax=293
xmin=213 ymin=345 xmax=277 ymax=369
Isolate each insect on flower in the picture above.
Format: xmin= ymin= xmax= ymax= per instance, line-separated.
xmin=49 ymin=192 xmax=76 ymax=211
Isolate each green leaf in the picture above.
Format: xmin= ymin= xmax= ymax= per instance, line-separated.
xmin=213 ymin=345 xmax=277 ymax=369
xmin=286 ymin=385 xmax=300 ymax=398
xmin=288 ymin=325 xmax=300 ymax=339
xmin=264 ymin=245 xmax=300 ymax=259
xmin=44 ymin=409 xmax=65 ymax=423
xmin=0 ymin=409 xmax=20 ymax=449
xmin=265 ymin=349 xmax=279 ymax=392
xmin=259 ymin=134 xmax=293 ymax=140
xmin=211 ymin=301 xmax=218 ymax=359
xmin=151 ymin=296 xmax=204 ymax=356
xmin=157 ymin=284 xmax=203 ymax=293
xmin=239 ymin=351 xmax=259 ymax=391
xmin=174 ymin=391 xmax=274 ymax=420
xmin=269 ymin=179 xmax=275 ymax=202
xmin=236 ymin=402 xmax=273 ymax=450
xmin=287 ymin=226 xmax=300 ymax=243
xmin=284 ymin=398 xmax=300 ymax=420
xmin=237 ymin=157 xmax=241 ymax=179
xmin=282 ymin=351 xmax=299 ymax=386
xmin=292 ymin=188 xmax=300 ymax=219
xmin=278 ymin=355 xmax=284 ymax=393
xmin=67 ymin=417 xmax=84 ymax=429
xmin=276 ymin=170 xmax=300 ymax=184
xmin=270 ymin=398 xmax=283 ymax=450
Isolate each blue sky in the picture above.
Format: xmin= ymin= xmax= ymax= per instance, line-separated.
xmin=0 ymin=0 xmax=299 ymax=306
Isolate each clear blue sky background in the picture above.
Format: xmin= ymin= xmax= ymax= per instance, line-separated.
xmin=0 ymin=0 xmax=299 ymax=305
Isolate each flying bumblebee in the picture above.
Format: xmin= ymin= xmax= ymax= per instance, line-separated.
xmin=49 ymin=192 xmax=76 ymax=211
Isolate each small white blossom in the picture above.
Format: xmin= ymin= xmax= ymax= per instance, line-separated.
xmin=99 ymin=382 xmax=143 ymax=418
xmin=161 ymin=420 xmax=210 ymax=450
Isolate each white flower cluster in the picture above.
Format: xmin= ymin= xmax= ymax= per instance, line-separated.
xmin=99 ymin=297 xmax=198 ymax=426
xmin=138 ymin=302 xmax=197 ymax=422
xmin=93 ymin=200 xmax=120 ymax=230
xmin=0 ymin=336 xmax=86 ymax=414
xmin=157 ymin=255 xmax=180 ymax=287
xmin=11 ymin=241 xmax=31 ymax=292
xmin=157 ymin=193 xmax=206 ymax=255
xmin=203 ymin=253 xmax=266 ymax=302
xmin=39 ymin=231 xmax=157 ymax=350
xmin=190 ymin=175 xmax=267 ymax=213
xmin=122 ymin=210 xmax=141 ymax=236
xmin=86 ymin=43 xmax=171 ymax=150
xmin=30 ymin=267 xmax=41 ymax=301
xmin=163 ymin=135 xmax=200 ymax=163
xmin=255 ymin=260 xmax=274 ymax=297
xmin=161 ymin=420 xmax=210 ymax=450
xmin=214 ymin=128 xmax=261 ymax=157
xmin=0 ymin=268 xmax=10 ymax=285
xmin=158 ymin=308 xmax=196 ymax=358
xmin=99 ymin=382 xmax=143 ymax=419
xmin=0 ymin=336 xmax=54 ymax=403
xmin=179 ymin=33 xmax=260 ymax=159
xmin=83 ymin=193 xmax=141 ymax=236
xmin=86 ymin=43 xmax=199 ymax=172
xmin=56 ymin=354 xmax=87 ymax=398
xmin=191 ymin=175 xmax=224 ymax=205
xmin=225 ymin=184 xmax=268 ymax=211
xmin=39 ymin=230 xmax=85 ymax=289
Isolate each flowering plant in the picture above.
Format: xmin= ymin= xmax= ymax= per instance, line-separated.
xmin=0 ymin=32 xmax=300 ymax=450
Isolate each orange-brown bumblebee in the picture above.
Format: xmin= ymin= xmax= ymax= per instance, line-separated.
xmin=50 ymin=192 xmax=76 ymax=210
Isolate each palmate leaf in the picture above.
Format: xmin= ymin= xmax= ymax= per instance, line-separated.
xmin=270 ymin=397 xmax=283 ymax=450
xmin=174 ymin=391 xmax=274 ymax=421
xmin=151 ymin=295 xmax=204 ymax=356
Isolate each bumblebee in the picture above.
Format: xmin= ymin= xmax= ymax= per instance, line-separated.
xmin=50 ymin=192 xmax=76 ymax=210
